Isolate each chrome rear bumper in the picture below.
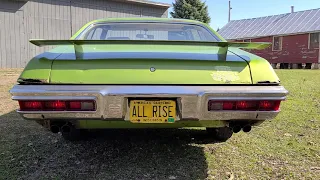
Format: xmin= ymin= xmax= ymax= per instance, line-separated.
xmin=10 ymin=85 xmax=288 ymax=121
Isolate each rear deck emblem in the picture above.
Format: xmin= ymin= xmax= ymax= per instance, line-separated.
xmin=150 ymin=67 xmax=156 ymax=72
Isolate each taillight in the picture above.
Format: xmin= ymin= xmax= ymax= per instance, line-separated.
xmin=69 ymin=101 xmax=81 ymax=110
xmin=236 ymin=101 xmax=258 ymax=110
xmin=45 ymin=101 xmax=66 ymax=110
xmin=259 ymin=100 xmax=281 ymax=111
xmin=223 ymin=102 xmax=234 ymax=110
xmin=19 ymin=101 xmax=43 ymax=110
xmin=18 ymin=100 xmax=96 ymax=111
xmin=208 ymin=100 xmax=281 ymax=111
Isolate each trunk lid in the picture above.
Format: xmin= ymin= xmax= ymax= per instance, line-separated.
xmin=27 ymin=40 xmax=271 ymax=85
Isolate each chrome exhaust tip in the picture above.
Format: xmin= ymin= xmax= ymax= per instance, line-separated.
xmin=50 ymin=125 xmax=60 ymax=133
xmin=61 ymin=124 xmax=71 ymax=133
xmin=232 ymin=125 xmax=242 ymax=133
xmin=242 ymin=125 xmax=252 ymax=133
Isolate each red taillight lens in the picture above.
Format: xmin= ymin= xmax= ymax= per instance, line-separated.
xmin=259 ymin=100 xmax=281 ymax=111
xmin=45 ymin=101 xmax=66 ymax=110
xmin=69 ymin=101 xmax=81 ymax=110
xmin=236 ymin=101 xmax=248 ymax=109
xmin=208 ymin=101 xmax=235 ymax=110
xmin=18 ymin=100 xmax=95 ymax=111
xmin=236 ymin=101 xmax=258 ymax=110
xmin=19 ymin=101 xmax=43 ymax=111
xmin=223 ymin=102 xmax=234 ymax=110
xmin=68 ymin=101 xmax=95 ymax=111
xmin=208 ymin=100 xmax=282 ymax=111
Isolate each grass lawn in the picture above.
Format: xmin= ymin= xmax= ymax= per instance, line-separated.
xmin=0 ymin=69 xmax=319 ymax=179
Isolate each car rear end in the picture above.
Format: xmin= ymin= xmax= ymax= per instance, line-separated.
xmin=10 ymin=19 xmax=288 ymax=141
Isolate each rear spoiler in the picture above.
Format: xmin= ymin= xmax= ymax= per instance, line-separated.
xmin=30 ymin=39 xmax=271 ymax=60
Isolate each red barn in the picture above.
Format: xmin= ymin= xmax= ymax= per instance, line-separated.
xmin=219 ymin=8 xmax=320 ymax=69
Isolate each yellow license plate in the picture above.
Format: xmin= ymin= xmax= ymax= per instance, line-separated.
xmin=129 ymin=100 xmax=176 ymax=123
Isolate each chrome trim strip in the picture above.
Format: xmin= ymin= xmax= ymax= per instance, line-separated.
xmin=17 ymin=110 xmax=97 ymax=114
xmin=12 ymin=96 xmax=96 ymax=101
xmin=208 ymin=97 xmax=286 ymax=100
xmin=10 ymin=85 xmax=288 ymax=121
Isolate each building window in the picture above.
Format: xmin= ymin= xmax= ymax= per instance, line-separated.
xmin=272 ymin=36 xmax=282 ymax=51
xmin=243 ymin=39 xmax=251 ymax=42
xmin=309 ymin=33 xmax=319 ymax=49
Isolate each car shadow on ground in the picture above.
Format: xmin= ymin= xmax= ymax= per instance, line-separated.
xmin=0 ymin=111 xmax=218 ymax=180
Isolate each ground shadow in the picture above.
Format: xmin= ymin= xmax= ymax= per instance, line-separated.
xmin=0 ymin=111 xmax=213 ymax=179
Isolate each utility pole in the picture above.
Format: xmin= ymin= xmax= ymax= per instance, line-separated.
xmin=228 ymin=0 xmax=232 ymax=22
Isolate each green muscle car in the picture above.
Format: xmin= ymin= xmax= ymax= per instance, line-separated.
xmin=10 ymin=18 xmax=288 ymax=141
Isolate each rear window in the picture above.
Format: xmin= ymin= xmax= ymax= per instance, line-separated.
xmin=78 ymin=23 xmax=220 ymax=42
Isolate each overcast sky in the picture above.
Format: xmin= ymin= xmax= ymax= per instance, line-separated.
xmin=153 ymin=0 xmax=320 ymax=30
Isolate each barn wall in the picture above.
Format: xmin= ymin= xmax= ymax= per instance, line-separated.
xmin=0 ymin=0 xmax=168 ymax=68
xmin=240 ymin=34 xmax=319 ymax=64
xmin=0 ymin=1 xmax=28 ymax=68
xmin=70 ymin=0 xmax=168 ymax=34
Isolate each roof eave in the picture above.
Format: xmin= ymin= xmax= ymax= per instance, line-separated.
xmin=114 ymin=0 xmax=171 ymax=8
xmin=225 ymin=30 xmax=320 ymax=40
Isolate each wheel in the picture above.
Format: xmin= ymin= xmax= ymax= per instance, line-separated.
xmin=206 ymin=127 xmax=233 ymax=142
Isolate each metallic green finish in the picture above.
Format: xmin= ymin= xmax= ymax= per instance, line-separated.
xmin=228 ymin=48 xmax=280 ymax=83
xmin=43 ymin=43 xmax=253 ymax=84
xmin=18 ymin=57 xmax=53 ymax=83
xmin=249 ymin=59 xmax=280 ymax=83
xmin=50 ymin=59 xmax=252 ymax=84
xmin=78 ymin=120 xmax=227 ymax=129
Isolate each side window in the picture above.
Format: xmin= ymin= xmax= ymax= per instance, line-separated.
xmin=243 ymin=39 xmax=251 ymax=42
xmin=92 ymin=28 xmax=103 ymax=40
xmin=198 ymin=31 xmax=206 ymax=40
xmin=168 ymin=31 xmax=187 ymax=41
xmin=190 ymin=29 xmax=201 ymax=41
xmin=86 ymin=28 xmax=103 ymax=40
xmin=272 ymin=36 xmax=282 ymax=51
xmin=309 ymin=33 xmax=319 ymax=49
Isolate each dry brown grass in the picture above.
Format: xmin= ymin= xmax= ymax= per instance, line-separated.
xmin=0 ymin=69 xmax=319 ymax=179
xmin=0 ymin=69 xmax=22 ymax=114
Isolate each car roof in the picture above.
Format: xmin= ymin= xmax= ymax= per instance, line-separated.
xmin=90 ymin=17 xmax=205 ymax=25
xmin=71 ymin=18 xmax=226 ymax=41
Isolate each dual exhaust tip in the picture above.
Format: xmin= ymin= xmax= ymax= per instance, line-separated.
xmin=50 ymin=123 xmax=72 ymax=134
xmin=232 ymin=125 xmax=252 ymax=133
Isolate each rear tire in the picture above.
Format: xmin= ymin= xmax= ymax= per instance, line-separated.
xmin=206 ymin=127 xmax=233 ymax=142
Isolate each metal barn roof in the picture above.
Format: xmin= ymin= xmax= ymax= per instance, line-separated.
xmin=219 ymin=8 xmax=320 ymax=40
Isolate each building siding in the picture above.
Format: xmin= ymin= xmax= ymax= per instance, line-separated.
xmin=238 ymin=34 xmax=319 ymax=64
xmin=0 ymin=0 xmax=168 ymax=68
